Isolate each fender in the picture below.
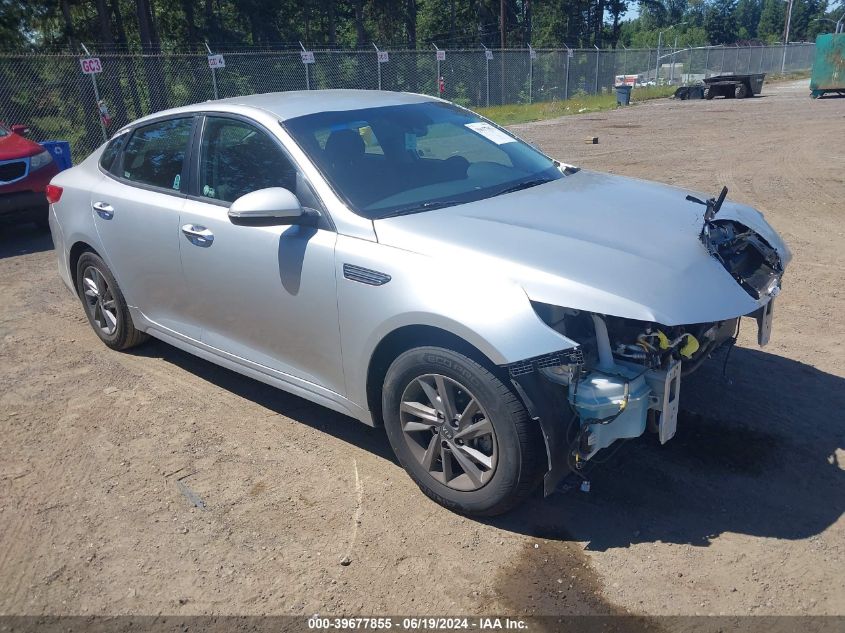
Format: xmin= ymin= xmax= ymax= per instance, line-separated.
xmin=335 ymin=233 xmax=579 ymax=422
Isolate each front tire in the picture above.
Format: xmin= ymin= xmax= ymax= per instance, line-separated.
xmin=382 ymin=346 xmax=543 ymax=516
xmin=76 ymin=252 xmax=148 ymax=351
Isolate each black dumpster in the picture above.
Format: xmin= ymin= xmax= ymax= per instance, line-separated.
xmin=674 ymin=85 xmax=705 ymax=100
xmin=703 ymin=73 xmax=765 ymax=99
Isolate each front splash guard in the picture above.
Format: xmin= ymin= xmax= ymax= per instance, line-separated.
xmin=509 ymin=366 xmax=578 ymax=496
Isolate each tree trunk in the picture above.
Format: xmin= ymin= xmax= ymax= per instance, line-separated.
xmin=526 ymin=0 xmax=532 ymax=45
xmin=136 ymin=0 xmax=154 ymax=50
xmin=204 ymin=0 xmax=219 ymax=43
xmin=136 ymin=0 xmax=168 ymax=111
xmin=181 ymin=0 xmax=198 ymax=47
xmin=59 ymin=0 xmax=76 ymax=50
xmin=113 ymin=0 xmax=142 ymax=119
xmin=406 ymin=0 xmax=417 ymax=49
xmin=327 ymin=0 xmax=336 ymax=46
xmin=148 ymin=0 xmax=162 ymax=51
xmin=594 ymin=0 xmax=605 ymax=47
xmin=354 ymin=0 xmax=366 ymax=47
xmin=94 ymin=0 xmax=114 ymax=49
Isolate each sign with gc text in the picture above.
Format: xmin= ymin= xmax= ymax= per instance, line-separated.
xmin=207 ymin=54 xmax=226 ymax=69
xmin=436 ymin=50 xmax=446 ymax=61
xmin=377 ymin=51 xmax=389 ymax=63
xmin=300 ymin=51 xmax=315 ymax=64
xmin=79 ymin=57 xmax=102 ymax=74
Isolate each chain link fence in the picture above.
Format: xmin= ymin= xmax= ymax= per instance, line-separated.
xmin=0 ymin=43 xmax=815 ymax=163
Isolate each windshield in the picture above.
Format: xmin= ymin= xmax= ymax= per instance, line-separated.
xmin=283 ymin=101 xmax=561 ymax=219
xmin=0 ymin=126 xmax=8 ymax=138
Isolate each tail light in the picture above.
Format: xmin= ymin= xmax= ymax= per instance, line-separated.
xmin=45 ymin=184 xmax=63 ymax=204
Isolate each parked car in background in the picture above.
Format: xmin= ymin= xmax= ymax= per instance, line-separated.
xmin=47 ymin=90 xmax=790 ymax=515
xmin=0 ymin=122 xmax=59 ymax=228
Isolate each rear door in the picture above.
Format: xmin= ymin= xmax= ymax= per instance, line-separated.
xmin=91 ymin=116 xmax=198 ymax=337
xmin=177 ymin=114 xmax=343 ymax=394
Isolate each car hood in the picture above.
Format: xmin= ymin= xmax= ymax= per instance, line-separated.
xmin=373 ymin=170 xmax=791 ymax=325
xmin=0 ymin=130 xmax=43 ymax=161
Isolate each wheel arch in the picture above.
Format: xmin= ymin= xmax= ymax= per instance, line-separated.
xmin=68 ymin=241 xmax=101 ymax=293
xmin=365 ymin=324 xmax=509 ymax=427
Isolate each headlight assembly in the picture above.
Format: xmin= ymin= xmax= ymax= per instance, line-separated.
xmin=29 ymin=150 xmax=53 ymax=171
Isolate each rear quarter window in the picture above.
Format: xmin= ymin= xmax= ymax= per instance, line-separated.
xmin=99 ymin=133 xmax=128 ymax=174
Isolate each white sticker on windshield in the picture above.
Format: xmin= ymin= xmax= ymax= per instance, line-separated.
xmin=465 ymin=122 xmax=515 ymax=145
xmin=404 ymin=132 xmax=417 ymax=152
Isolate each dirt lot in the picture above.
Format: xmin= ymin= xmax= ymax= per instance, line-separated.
xmin=1 ymin=79 xmax=843 ymax=622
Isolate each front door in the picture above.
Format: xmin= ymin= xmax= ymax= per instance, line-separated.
xmin=178 ymin=115 xmax=344 ymax=395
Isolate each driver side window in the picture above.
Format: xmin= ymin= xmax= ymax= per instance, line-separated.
xmin=199 ymin=117 xmax=302 ymax=205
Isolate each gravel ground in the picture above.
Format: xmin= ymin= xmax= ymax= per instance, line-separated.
xmin=0 ymin=79 xmax=843 ymax=622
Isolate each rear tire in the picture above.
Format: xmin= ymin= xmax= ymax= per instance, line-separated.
xmin=382 ymin=346 xmax=543 ymax=516
xmin=704 ymin=87 xmax=714 ymax=100
xmin=735 ymin=83 xmax=749 ymax=98
xmin=76 ymin=252 xmax=148 ymax=351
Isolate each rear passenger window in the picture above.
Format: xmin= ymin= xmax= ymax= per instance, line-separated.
xmin=99 ymin=132 xmax=128 ymax=174
xmin=121 ymin=118 xmax=193 ymax=191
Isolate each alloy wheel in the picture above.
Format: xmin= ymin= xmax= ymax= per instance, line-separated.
xmin=82 ymin=266 xmax=118 ymax=336
xmin=399 ymin=374 xmax=498 ymax=491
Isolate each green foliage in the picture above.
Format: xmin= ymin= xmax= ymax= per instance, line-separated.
xmin=757 ymin=0 xmax=786 ymax=42
xmin=620 ymin=0 xmax=829 ymax=46
xmin=734 ymin=0 xmax=763 ymax=39
xmin=705 ymin=0 xmax=739 ymax=43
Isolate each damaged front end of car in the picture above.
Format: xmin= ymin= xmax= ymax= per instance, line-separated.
xmin=508 ymin=217 xmax=786 ymax=496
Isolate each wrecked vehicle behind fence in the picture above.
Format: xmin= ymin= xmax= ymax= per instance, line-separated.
xmin=48 ymin=90 xmax=790 ymax=516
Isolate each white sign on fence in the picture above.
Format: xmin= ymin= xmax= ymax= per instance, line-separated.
xmin=484 ymin=50 xmax=493 ymax=61
xmin=207 ymin=54 xmax=226 ymax=69
xmin=530 ymin=49 xmax=537 ymax=60
xmin=436 ymin=50 xmax=446 ymax=61
xmin=300 ymin=51 xmax=315 ymax=64
xmin=377 ymin=51 xmax=389 ymax=64
xmin=79 ymin=57 xmax=102 ymax=74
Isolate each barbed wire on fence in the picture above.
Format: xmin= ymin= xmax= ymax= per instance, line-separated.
xmin=0 ymin=43 xmax=816 ymax=163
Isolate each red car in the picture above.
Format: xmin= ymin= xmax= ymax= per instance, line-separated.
xmin=0 ymin=123 xmax=60 ymax=228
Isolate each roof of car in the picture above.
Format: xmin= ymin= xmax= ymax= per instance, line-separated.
xmin=128 ymin=90 xmax=439 ymax=129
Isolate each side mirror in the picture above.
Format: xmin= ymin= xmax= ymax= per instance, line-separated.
xmin=228 ymin=187 xmax=313 ymax=225
xmin=11 ymin=124 xmax=30 ymax=136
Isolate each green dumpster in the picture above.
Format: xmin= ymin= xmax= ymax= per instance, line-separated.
xmin=810 ymin=33 xmax=845 ymax=98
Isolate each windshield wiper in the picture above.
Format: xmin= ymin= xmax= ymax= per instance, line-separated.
xmin=491 ymin=178 xmax=554 ymax=197
xmin=379 ymin=200 xmax=466 ymax=218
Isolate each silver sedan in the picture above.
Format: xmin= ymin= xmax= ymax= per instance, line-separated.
xmin=48 ymin=90 xmax=789 ymax=515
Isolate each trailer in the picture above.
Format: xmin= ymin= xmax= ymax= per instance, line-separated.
xmin=703 ymin=73 xmax=765 ymax=99
xmin=810 ymin=33 xmax=845 ymax=99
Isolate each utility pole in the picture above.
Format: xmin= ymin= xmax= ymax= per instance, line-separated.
xmin=783 ymin=0 xmax=794 ymax=44
xmin=655 ymin=31 xmax=662 ymax=84
xmin=500 ymin=0 xmax=505 ymax=49
xmin=670 ymin=33 xmax=679 ymax=83
xmin=781 ymin=0 xmax=795 ymax=73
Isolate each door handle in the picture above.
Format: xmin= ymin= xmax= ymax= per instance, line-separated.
xmin=92 ymin=201 xmax=114 ymax=220
xmin=181 ymin=224 xmax=214 ymax=247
